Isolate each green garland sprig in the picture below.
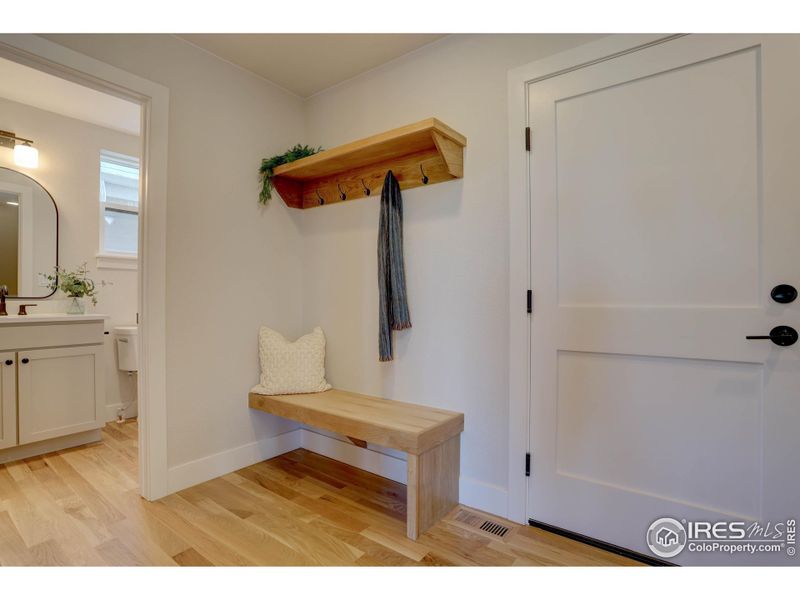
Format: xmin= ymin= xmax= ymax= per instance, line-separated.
xmin=259 ymin=144 xmax=322 ymax=204
xmin=42 ymin=263 xmax=99 ymax=306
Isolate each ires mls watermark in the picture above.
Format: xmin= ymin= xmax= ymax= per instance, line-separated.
xmin=646 ymin=517 xmax=797 ymax=559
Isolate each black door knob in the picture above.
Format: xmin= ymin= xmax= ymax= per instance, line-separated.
xmin=20 ymin=358 xmax=29 ymax=364
xmin=746 ymin=325 xmax=799 ymax=347
xmin=4 ymin=359 xmax=12 ymax=366
xmin=771 ymin=284 xmax=798 ymax=304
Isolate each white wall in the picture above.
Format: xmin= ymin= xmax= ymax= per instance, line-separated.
xmin=35 ymin=34 xmax=604 ymax=517
xmin=43 ymin=34 xmax=308 ymax=473
xmin=0 ymin=95 xmax=139 ymax=420
xmin=298 ymin=34 xmax=602 ymax=514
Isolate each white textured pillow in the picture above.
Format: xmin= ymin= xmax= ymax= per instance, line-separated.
xmin=251 ymin=326 xmax=332 ymax=395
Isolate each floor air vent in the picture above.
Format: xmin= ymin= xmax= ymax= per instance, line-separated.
xmin=479 ymin=520 xmax=509 ymax=537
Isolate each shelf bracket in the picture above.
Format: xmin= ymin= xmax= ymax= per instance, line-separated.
xmin=431 ymin=131 xmax=464 ymax=178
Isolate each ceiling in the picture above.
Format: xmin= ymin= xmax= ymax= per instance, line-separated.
xmin=177 ymin=34 xmax=446 ymax=98
xmin=0 ymin=57 xmax=140 ymax=135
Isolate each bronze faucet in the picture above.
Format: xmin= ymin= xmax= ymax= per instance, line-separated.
xmin=17 ymin=304 xmax=37 ymax=316
xmin=0 ymin=285 xmax=7 ymax=317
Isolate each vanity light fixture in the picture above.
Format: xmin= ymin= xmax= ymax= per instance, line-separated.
xmin=0 ymin=130 xmax=39 ymax=168
xmin=13 ymin=143 xmax=38 ymax=168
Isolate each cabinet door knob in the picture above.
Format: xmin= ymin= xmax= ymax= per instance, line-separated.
xmin=21 ymin=358 xmax=29 ymax=364
xmin=4 ymin=359 xmax=12 ymax=366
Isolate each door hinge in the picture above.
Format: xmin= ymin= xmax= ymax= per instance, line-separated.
xmin=525 ymin=127 xmax=531 ymax=151
xmin=526 ymin=289 xmax=532 ymax=314
xmin=525 ymin=452 xmax=531 ymax=477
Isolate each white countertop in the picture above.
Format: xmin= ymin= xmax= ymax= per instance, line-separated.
xmin=0 ymin=313 xmax=109 ymax=324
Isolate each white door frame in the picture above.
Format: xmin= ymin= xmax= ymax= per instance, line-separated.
xmin=505 ymin=34 xmax=683 ymax=523
xmin=0 ymin=34 xmax=170 ymax=500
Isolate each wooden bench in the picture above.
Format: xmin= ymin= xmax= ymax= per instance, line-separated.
xmin=249 ymin=388 xmax=464 ymax=539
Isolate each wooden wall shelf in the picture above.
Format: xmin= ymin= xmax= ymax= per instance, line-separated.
xmin=272 ymin=118 xmax=467 ymax=209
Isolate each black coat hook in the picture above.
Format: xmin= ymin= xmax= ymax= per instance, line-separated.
xmin=337 ymin=183 xmax=347 ymax=201
xmin=420 ymin=164 xmax=429 ymax=184
xmin=315 ymin=189 xmax=325 ymax=205
xmin=361 ymin=179 xmax=371 ymax=196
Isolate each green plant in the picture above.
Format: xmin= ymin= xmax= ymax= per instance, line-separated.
xmin=258 ymin=144 xmax=322 ymax=204
xmin=43 ymin=263 xmax=99 ymax=306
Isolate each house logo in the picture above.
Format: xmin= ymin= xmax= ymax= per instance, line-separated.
xmin=647 ymin=517 xmax=687 ymax=558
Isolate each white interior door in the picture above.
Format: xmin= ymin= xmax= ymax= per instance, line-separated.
xmin=527 ymin=35 xmax=800 ymax=565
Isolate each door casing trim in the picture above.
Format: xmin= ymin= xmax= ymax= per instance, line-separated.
xmin=0 ymin=34 xmax=170 ymax=500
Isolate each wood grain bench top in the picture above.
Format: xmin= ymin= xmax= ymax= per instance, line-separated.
xmin=248 ymin=388 xmax=464 ymax=455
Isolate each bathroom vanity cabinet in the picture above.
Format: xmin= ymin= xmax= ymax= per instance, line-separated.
xmin=0 ymin=314 xmax=107 ymax=461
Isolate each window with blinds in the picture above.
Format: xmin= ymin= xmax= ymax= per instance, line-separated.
xmin=99 ymin=150 xmax=140 ymax=255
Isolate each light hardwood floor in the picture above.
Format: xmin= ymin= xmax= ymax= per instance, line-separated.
xmin=0 ymin=421 xmax=641 ymax=566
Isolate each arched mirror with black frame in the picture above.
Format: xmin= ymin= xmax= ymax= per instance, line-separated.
xmin=0 ymin=166 xmax=58 ymax=299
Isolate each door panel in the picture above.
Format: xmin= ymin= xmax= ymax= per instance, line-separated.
xmin=556 ymin=48 xmax=760 ymax=308
xmin=0 ymin=351 xmax=17 ymax=450
xmin=528 ymin=35 xmax=800 ymax=565
xmin=18 ymin=345 xmax=104 ymax=444
xmin=556 ymin=350 xmax=762 ymax=519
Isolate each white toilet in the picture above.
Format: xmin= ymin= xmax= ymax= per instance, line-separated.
xmin=113 ymin=325 xmax=138 ymax=422
xmin=114 ymin=325 xmax=139 ymax=372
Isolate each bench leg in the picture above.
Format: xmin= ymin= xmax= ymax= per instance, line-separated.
xmin=406 ymin=434 xmax=460 ymax=540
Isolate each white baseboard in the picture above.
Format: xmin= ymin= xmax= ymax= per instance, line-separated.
xmin=300 ymin=429 xmax=408 ymax=483
xmin=164 ymin=426 xmax=510 ymax=518
xmin=300 ymin=429 xmax=509 ymax=518
xmin=105 ymin=403 xmax=138 ymax=423
xmin=459 ymin=476 xmax=509 ymax=519
xmin=105 ymin=403 xmax=123 ymax=423
xmin=167 ymin=428 xmax=301 ymax=494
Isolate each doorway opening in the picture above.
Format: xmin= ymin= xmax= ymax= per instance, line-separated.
xmin=0 ymin=34 xmax=169 ymax=499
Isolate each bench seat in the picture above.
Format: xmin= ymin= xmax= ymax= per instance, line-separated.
xmin=249 ymin=388 xmax=464 ymax=539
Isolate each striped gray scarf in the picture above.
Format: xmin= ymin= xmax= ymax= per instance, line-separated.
xmin=378 ymin=170 xmax=411 ymax=361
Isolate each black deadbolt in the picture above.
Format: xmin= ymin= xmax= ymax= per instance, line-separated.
xmin=771 ymin=284 xmax=798 ymax=304
xmin=746 ymin=325 xmax=799 ymax=347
